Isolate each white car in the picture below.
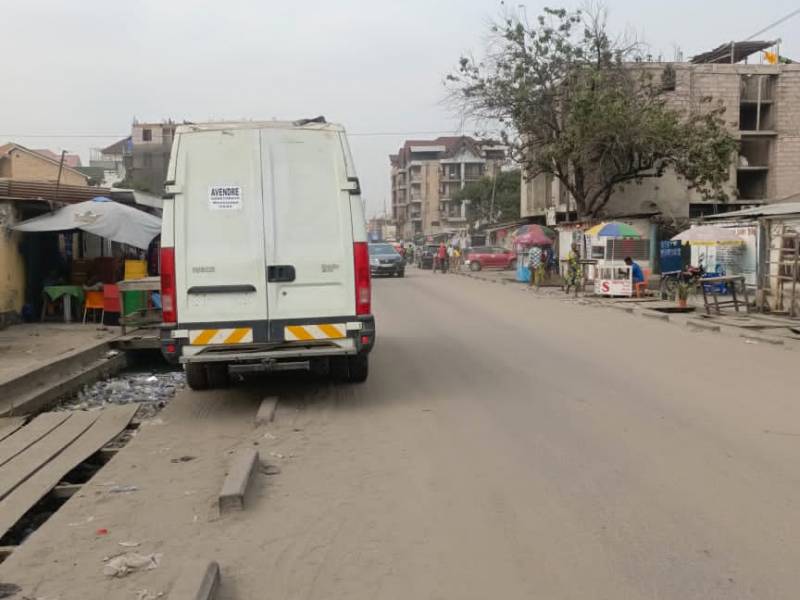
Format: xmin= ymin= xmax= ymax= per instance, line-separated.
xmin=159 ymin=118 xmax=375 ymax=390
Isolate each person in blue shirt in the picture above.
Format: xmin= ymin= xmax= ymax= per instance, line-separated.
xmin=624 ymin=257 xmax=644 ymax=283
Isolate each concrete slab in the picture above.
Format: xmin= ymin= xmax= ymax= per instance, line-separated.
xmin=740 ymin=332 xmax=785 ymax=346
xmin=0 ymin=323 xmax=119 ymax=387
xmin=686 ymin=319 xmax=721 ymax=332
xmin=609 ymin=305 xmax=634 ymax=314
xmin=167 ymin=560 xmax=220 ymax=600
xmin=641 ymin=310 xmax=670 ymax=322
xmin=255 ymin=397 xmax=278 ymax=425
xmin=219 ymin=448 xmax=259 ymax=514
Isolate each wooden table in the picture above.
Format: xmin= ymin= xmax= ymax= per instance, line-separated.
xmin=117 ymin=276 xmax=160 ymax=293
xmin=117 ymin=277 xmax=161 ymax=334
xmin=700 ymin=275 xmax=749 ymax=315
xmin=42 ymin=285 xmax=85 ymax=323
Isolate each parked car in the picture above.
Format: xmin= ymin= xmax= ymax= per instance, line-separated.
xmin=369 ymin=243 xmax=405 ymax=277
xmin=416 ymin=245 xmax=439 ymax=269
xmin=464 ymin=246 xmax=517 ymax=272
xmin=159 ymin=119 xmax=374 ymax=390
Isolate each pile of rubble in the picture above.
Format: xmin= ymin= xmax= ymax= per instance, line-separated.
xmin=60 ymin=371 xmax=185 ymax=418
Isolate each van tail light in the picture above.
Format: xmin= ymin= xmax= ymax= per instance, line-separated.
xmin=160 ymin=247 xmax=177 ymax=323
xmin=353 ymin=242 xmax=372 ymax=315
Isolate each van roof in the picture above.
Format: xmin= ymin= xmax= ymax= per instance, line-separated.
xmin=175 ymin=120 xmax=345 ymax=134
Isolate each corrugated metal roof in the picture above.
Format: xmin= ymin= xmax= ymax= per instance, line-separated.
xmin=705 ymin=201 xmax=800 ymax=219
xmin=691 ymin=40 xmax=776 ymax=64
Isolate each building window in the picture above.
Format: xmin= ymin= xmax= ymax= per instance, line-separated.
xmin=142 ymin=129 xmax=152 ymax=142
xmin=143 ymin=152 xmax=153 ymax=168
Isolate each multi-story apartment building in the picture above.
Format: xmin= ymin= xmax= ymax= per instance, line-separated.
xmin=521 ymin=45 xmax=800 ymax=222
xmin=125 ymin=120 xmax=178 ymax=193
xmin=390 ymin=136 xmax=506 ymax=241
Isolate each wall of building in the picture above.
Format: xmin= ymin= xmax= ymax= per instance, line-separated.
xmin=1 ymin=150 xmax=87 ymax=186
xmin=522 ymin=63 xmax=800 ymax=220
xmin=0 ymin=202 xmax=25 ymax=325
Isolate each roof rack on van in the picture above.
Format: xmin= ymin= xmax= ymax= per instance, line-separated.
xmin=293 ymin=116 xmax=327 ymax=126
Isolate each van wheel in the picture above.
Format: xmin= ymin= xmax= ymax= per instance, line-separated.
xmin=347 ymin=355 xmax=369 ymax=383
xmin=329 ymin=356 xmax=349 ymax=382
xmin=470 ymin=261 xmax=482 ymax=272
xmin=185 ymin=363 xmax=209 ymax=391
xmin=207 ymin=364 xmax=230 ymax=389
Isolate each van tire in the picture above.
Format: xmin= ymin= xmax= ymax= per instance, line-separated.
xmin=329 ymin=356 xmax=349 ymax=382
xmin=347 ymin=355 xmax=369 ymax=383
xmin=207 ymin=364 xmax=230 ymax=389
xmin=185 ymin=363 xmax=209 ymax=391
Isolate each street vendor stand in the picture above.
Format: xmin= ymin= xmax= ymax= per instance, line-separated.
xmin=585 ymin=222 xmax=642 ymax=297
xmin=511 ymin=225 xmax=556 ymax=283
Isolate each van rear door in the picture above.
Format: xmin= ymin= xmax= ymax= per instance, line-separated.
xmin=173 ymin=128 xmax=269 ymax=329
xmin=261 ymin=128 xmax=356 ymax=323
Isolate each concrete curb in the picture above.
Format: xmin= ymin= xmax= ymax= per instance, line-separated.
xmin=0 ymin=351 xmax=129 ymax=418
xmin=219 ymin=448 xmax=259 ymax=514
xmin=255 ymin=397 xmax=278 ymax=425
xmin=167 ymin=560 xmax=220 ymax=600
xmin=740 ymin=332 xmax=785 ymax=345
xmin=641 ymin=310 xmax=670 ymax=322
xmin=609 ymin=305 xmax=634 ymax=314
xmin=686 ymin=319 xmax=721 ymax=332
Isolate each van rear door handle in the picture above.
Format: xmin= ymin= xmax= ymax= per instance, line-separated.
xmin=268 ymin=265 xmax=296 ymax=282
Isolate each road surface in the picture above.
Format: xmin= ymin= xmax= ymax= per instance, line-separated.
xmin=4 ymin=269 xmax=800 ymax=600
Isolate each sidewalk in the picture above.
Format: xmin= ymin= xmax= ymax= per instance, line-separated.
xmin=452 ymin=267 xmax=800 ymax=349
xmin=0 ymin=323 xmax=126 ymax=416
xmin=0 ymin=323 xmax=119 ymax=387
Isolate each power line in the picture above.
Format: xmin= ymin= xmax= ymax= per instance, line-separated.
xmin=745 ymin=7 xmax=800 ymax=41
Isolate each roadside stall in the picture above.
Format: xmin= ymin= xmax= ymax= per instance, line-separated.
xmin=512 ymin=224 xmax=557 ymax=283
xmin=12 ymin=197 xmax=161 ymax=325
xmin=585 ymin=222 xmax=643 ymax=297
xmin=669 ymin=225 xmax=747 ymax=312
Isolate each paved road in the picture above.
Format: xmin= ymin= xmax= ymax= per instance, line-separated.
xmin=5 ymin=268 xmax=800 ymax=599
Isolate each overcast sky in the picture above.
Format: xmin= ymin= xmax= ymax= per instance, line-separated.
xmin=2 ymin=0 xmax=799 ymax=217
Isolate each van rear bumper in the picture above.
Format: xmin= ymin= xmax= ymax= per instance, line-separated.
xmin=160 ymin=315 xmax=375 ymax=365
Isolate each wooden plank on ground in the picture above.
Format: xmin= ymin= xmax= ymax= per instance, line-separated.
xmin=0 ymin=413 xmax=70 ymax=468
xmin=0 ymin=412 xmax=100 ymax=502
xmin=0 ymin=405 xmax=137 ymax=539
xmin=0 ymin=417 xmax=26 ymax=443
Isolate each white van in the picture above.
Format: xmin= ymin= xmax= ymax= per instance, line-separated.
xmin=158 ymin=119 xmax=374 ymax=390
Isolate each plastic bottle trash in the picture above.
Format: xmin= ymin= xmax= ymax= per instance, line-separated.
xmin=103 ymin=553 xmax=162 ymax=577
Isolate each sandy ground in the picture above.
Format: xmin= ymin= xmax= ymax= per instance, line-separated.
xmin=3 ymin=269 xmax=800 ymax=599
xmin=0 ymin=323 xmax=118 ymax=386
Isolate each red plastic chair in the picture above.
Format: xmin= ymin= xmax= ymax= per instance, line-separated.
xmin=103 ymin=284 xmax=121 ymax=321
xmin=635 ymin=269 xmax=652 ymax=298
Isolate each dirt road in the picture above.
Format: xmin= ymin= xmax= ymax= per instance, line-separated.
xmin=4 ymin=269 xmax=800 ymax=599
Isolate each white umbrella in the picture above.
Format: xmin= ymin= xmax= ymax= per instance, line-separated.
xmin=671 ymin=225 xmax=745 ymax=246
xmin=13 ymin=197 xmax=161 ymax=250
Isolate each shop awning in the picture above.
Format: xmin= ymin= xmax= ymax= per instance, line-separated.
xmin=12 ymin=197 xmax=161 ymax=249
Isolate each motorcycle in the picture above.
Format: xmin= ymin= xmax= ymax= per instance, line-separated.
xmin=660 ymin=257 xmax=706 ymax=297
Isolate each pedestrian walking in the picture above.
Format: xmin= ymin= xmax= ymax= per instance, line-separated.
xmin=527 ymin=245 xmax=543 ymax=289
xmin=452 ymin=247 xmax=461 ymax=272
xmin=437 ymin=243 xmax=448 ymax=274
xmin=564 ymin=243 xmax=581 ymax=298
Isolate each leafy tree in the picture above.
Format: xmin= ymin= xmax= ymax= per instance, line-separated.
xmin=116 ymin=173 xmax=153 ymax=193
xmin=453 ymin=169 xmax=521 ymax=226
xmin=447 ymin=6 xmax=738 ymax=217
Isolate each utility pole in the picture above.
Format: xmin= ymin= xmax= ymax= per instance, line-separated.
xmin=54 ymin=150 xmax=67 ymax=204
xmin=488 ymin=162 xmax=498 ymax=226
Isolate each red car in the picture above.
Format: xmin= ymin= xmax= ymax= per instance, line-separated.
xmin=465 ymin=246 xmax=517 ymax=271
